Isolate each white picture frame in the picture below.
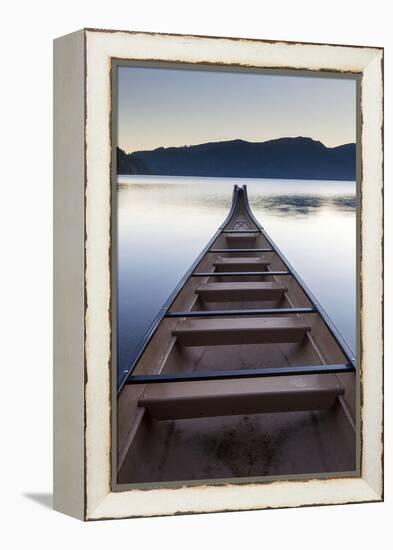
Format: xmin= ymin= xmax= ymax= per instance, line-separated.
xmin=53 ymin=28 xmax=383 ymax=520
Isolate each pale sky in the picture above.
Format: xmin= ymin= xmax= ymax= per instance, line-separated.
xmin=117 ymin=65 xmax=357 ymax=154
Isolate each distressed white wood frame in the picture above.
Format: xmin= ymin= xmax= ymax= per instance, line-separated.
xmin=54 ymin=29 xmax=383 ymax=521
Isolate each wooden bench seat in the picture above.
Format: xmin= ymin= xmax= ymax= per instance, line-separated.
xmin=138 ymin=374 xmax=345 ymax=420
xmin=225 ymin=233 xmax=257 ymax=242
xmin=172 ymin=316 xmax=310 ymax=346
xmin=196 ymin=281 xmax=287 ymax=301
xmin=214 ymin=256 xmax=269 ymax=272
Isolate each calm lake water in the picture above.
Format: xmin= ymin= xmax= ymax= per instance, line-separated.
xmin=117 ymin=176 xmax=356 ymax=387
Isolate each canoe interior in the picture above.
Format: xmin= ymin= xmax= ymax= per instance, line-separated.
xmin=117 ymin=185 xmax=356 ymax=485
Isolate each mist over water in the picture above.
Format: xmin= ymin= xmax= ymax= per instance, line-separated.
xmin=117 ymin=176 xmax=356 ymax=387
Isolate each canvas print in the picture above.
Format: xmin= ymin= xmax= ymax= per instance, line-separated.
xmin=114 ymin=63 xmax=358 ymax=486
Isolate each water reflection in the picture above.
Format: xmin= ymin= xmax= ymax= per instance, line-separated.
xmin=250 ymin=194 xmax=356 ymax=217
xmin=257 ymin=195 xmax=324 ymax=216
xmin=117 ymin=177 xmax=356 ymax=386
xmin=331 ymin=196 xmax=357 ymax=211
xmin=119 ymin=181 xmax=356 ymax=217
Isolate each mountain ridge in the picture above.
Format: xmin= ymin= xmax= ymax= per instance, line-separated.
xmin=117 ymin=137 xmax=356 ymax=180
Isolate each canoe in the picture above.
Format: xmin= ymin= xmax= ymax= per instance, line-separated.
xmin=117 ymin=184 xmax=356 ymax=484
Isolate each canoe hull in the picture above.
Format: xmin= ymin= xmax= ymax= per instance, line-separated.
xmin=117 ymin=185 xmax=357 ymax=484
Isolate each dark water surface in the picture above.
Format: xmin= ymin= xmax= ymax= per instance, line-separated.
xmin=117 ymin=176 xmax=356 ymax=387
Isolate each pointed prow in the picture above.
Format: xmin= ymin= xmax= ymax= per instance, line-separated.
xmin=224 ymin=185 xmax=260 ymax=232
